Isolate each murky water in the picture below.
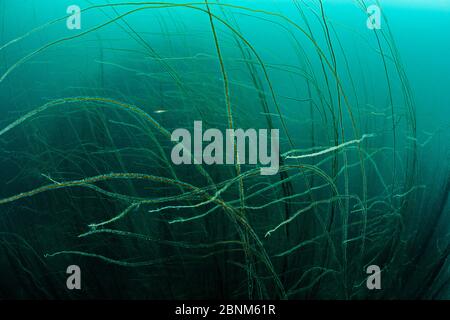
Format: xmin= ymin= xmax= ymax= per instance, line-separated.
xmin=0 ymin=0 xmax=448 ymax=299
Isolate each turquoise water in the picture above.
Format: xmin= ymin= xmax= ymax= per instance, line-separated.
xmin=0 ymin=0 xmax=448 ymax=299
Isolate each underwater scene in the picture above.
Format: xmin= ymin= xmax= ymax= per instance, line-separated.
xmin=0 ymin=0 xmax=448 ymax=300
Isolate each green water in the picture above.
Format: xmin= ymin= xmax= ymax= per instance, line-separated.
xmin=0 ymin=0 xmax=448 ymax=299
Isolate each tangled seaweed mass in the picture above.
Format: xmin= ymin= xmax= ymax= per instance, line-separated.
xmin=0 ymin=0 xmax=448 ymax=299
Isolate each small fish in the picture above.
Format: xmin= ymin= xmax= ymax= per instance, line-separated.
xmin=154 ymin=109 xmax=168 ymax=114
